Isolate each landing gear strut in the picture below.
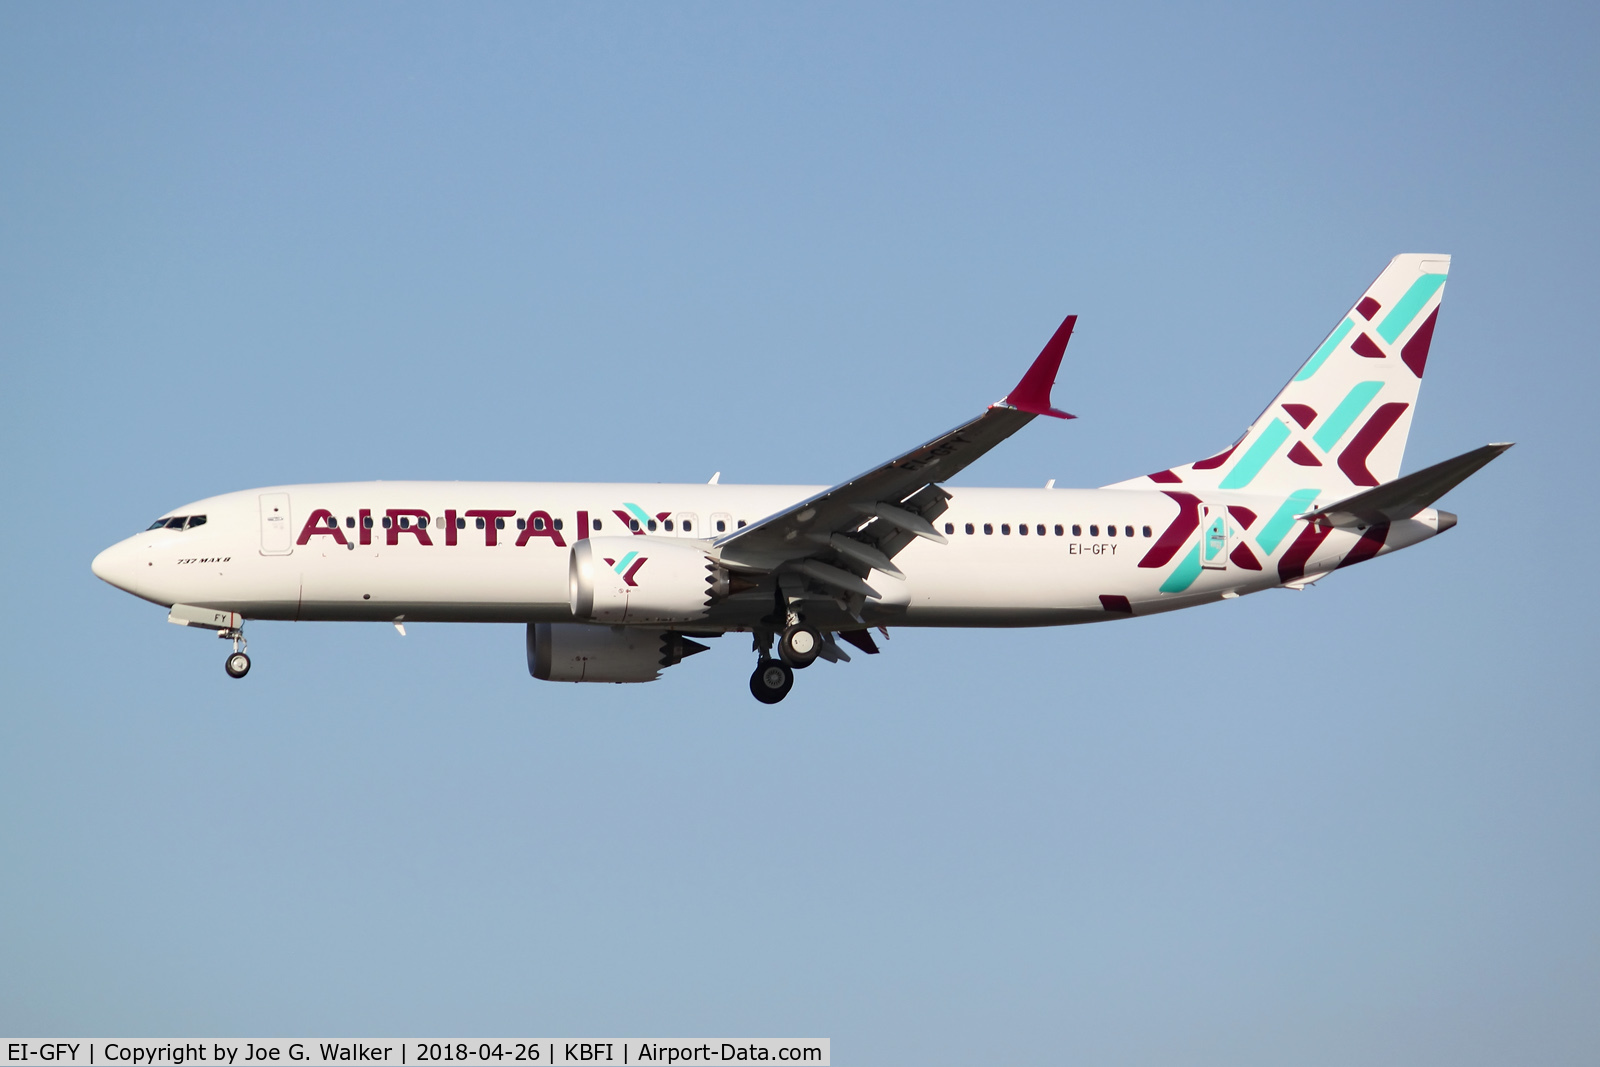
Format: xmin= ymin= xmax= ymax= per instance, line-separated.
xmin=749 ymin=658 xmax=794 ymax=704
xmin=220 ymin=627 xmax=250 ymax=679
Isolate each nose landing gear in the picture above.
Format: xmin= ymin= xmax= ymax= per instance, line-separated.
xmin=220 ymin=627 xmax=250 ymax=679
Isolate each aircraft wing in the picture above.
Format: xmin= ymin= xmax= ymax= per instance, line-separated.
xmin=710 ymin=316 xmax=1077 ymax=600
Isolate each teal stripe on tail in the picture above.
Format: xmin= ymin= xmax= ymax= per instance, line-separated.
xmin=1108 ymin=254 xmax=1449 ymax=497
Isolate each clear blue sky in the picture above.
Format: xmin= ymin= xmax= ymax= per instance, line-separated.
xmin=2 ymin=4 xmax=1596 ymax=1063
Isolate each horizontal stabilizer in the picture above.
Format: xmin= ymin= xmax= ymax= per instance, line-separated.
xmin=1300 ymin=442 xmax=1513 ymax=528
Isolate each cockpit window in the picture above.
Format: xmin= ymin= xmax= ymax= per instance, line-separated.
xmin=146 ymin=515 xmax=205 ymax=531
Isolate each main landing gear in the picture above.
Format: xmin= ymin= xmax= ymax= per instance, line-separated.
xmin=220 ymin=626 xmax=250 ymax=679
xmin=749 ymin=658 xmax=794 ymax=704
xmin=748 ymin=620 xmax=826 ymax=703
xmin=779 ymin=623 xmax=822 ymax=669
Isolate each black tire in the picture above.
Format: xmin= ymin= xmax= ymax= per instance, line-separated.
xmin=779 ymin=624 xmax=822 ymax=669
xmin=225 ymin=652 xmax=251 ymax=679
xmin=749 ymin=659 xmax=794 ymax=704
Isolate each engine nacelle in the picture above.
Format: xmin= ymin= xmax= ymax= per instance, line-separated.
xmin=568 ymin=536 xmax=718 ymax=624
xmin=527 ymin=623 xmax=709 ymax=683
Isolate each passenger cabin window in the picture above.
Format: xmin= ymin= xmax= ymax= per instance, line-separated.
xmin=965 ymin=523 xmax=975 ymax=535
xmin=1108 ymin=524 xmax=1116 ymax=536
xmin=1054 ymin=524 xmax=1064 ymax=536
xmin=383 ymin=517 xmax=392 ymax=529
xmin=1018 ymin=523 xmax=1028 ymax=535
xmin=1001 ymin=524 xmax=1011 ymax=535
xmin=664 ymin=519 xmax=674 ymax=532
xmin=364 ymin=516 xmax=374 ymax=529
xmin=984 ymin=523 xmax=993 ymax=535
xmin=1142 ymin=525 xmax=1152 ymax=537
xmin=737 ymin=520 xmax=747 ymax=528
xmin=476 ymin=517 xmax=486 ymax=529
xmin=647 ymin=519 xmax=657 ymax=531
xmin=1089 ymin=525 xmax=1098 ymax=536
xmin=495 ymin=518 xmax=506 ymax=530
xmin=716 ymin=519 xmax=726 ymax=532
xmin=533 ymin=517 xmax=546 ymax=531
xmin=592 ymin=518 xmax=603 ymax=531
xmin=325 ymin=515 xmax=338 ymax=528
xmin=516 ymin=518 xmax=526 ymax=530
xmin=456 ymin=517 xmax=465 ymax=529
xmin=1125 ymin=525 xmax=1134 ymax=537
xmin=346 ymin=516 xmax=356 ymax=528
xmin=944 ymin=523 xmax=955 ymax=535
xmin=187 ymin=515 xmax=207 ymax=529
xmin=1072 ymin=524 xmax=1081 ymax=536
xmin=629 ymin=519 xmax=640 ymax=531
xmin=680 ymin=519 xmax=690 ymax=532
xmin=554 ymin=518 xmax=564 ymax=531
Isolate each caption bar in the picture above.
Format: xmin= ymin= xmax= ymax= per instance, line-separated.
xmin=4 ymin=1044 xmax=826 ymax=1067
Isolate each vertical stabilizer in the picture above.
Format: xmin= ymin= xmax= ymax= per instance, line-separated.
xmin=1112 ymin=254 xmax=1450 ymax=495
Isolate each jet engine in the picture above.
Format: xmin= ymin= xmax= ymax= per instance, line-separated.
xmin=568 ymin=536 xmax=721 ymax=624
xmin=527 ymin=622 xmax=709 ymax=683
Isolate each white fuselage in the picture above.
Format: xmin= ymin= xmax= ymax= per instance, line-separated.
xmin=90 ymin=481 xmax=1449 ymax=630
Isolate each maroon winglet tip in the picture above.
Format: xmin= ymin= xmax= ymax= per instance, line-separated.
xmin=1002 ymin=314 xmax=1076 ymax=418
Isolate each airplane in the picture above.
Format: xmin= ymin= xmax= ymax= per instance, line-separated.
xmin=91 ymin=254 xmax=1509 ymax=703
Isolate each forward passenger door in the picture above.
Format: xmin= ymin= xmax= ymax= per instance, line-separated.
xmin=259 ymin=493 xmax=293 ymax=555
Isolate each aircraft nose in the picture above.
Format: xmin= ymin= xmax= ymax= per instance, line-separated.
xmin=91 ymin=540 xmax=143 ymax=595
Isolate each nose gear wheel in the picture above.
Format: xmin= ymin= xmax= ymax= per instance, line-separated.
xmin=219 ymin=626 xmax=250 ymax=679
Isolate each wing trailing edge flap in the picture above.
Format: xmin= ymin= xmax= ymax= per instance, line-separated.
xmin=1299 ymin=442 xmax=1514 ymax=528
xmin=710 ymin=315 xmax=1077 ymax=587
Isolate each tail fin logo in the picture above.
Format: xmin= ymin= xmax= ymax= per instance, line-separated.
xmin=603 ymin=552 xmax=648 ymax=587
xmin=1111 ymin=254 xmax=1448 ymax=496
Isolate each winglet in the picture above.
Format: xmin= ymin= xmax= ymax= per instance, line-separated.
xmin=998 ymin=314 xmax=1076 ymax=419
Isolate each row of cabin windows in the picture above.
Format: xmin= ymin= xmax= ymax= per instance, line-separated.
xmin=324 ymin=515 xmax=543 ymax=530
xmin=326 ymin=514 xmax=752 ymax=533
xmin=614 ymin=517 xmax=748 ymax=533
xmin=942 ymin=521 xmax=1153 ymax=538
xmin=146 ymin=515 xmax=207 ymax=531
xmin=334 ymin=515 xmax=569 ymax=531
xmin=158 ymin=509 xmax=1137 ymax=540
